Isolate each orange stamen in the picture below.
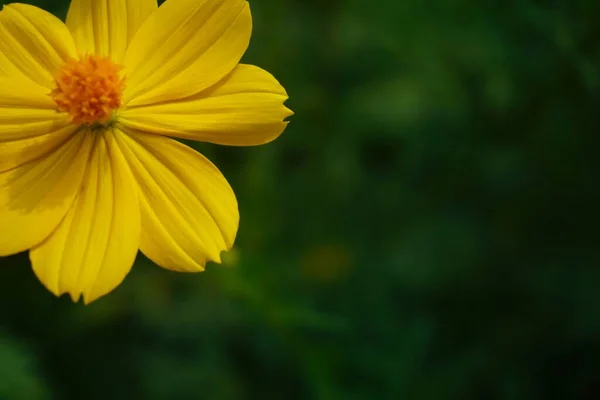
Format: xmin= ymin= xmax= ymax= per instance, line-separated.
xmin=51 ymin=55 xmax=125 ymax=125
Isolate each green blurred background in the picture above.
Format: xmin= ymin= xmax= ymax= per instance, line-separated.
xmin=1 ymin=0 xmax=600 ymax=399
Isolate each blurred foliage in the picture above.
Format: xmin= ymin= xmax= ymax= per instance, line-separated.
xmin=1 ymin=0 xmax=600 ymax=399
xmin=0 ymin=332 xmax=49 ymax=400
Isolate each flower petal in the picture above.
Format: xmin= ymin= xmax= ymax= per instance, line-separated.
xmin=0 ymin=130 xmax=93 ymax=256
xmin=0 ymin=39 xmax=25 ymax=78
xmin=0 ymin=3 xmax=77 ymax=88
xmin=30 ymin=129 xmax=141 ymax=304
xmin=0 ymin=76 xmax=73 ymax=171
xmin=115 ymin=128 xmax=238 ymax=272
xmin=120 ymin=64 xmax=291 ymax=146
xmin=66 ymin=0 xmax=157 ymax=62
xmin=123 ymin=0 xmax=251 ymax=106
xmin=0 ymin=125 xmax=76 ymax=173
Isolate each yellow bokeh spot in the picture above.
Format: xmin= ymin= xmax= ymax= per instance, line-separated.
xmin=221 ymin=248 xmax=240 ymax=267
xmin=51 ymin=55 xmax=125 ymax=125
xmin=301 ymin=244 xmax=353 ymax=283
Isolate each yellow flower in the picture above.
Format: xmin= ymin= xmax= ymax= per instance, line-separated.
xmin=0 ymin=0 xmax=291 ymax=304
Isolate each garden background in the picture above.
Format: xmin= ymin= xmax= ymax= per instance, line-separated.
xmin=1 ymin=0 xmax=599 ymax=399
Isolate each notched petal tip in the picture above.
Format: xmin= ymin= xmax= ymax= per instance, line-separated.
xmin=69 ymin=291 xmax=81 ymax=303
xmin=283 ymin=105 xmax=294 ymax=119
xmin=35 ymin=284 xmax=100 ymax=306
xmin=82 ymin=289 xmax=108 ymax=305
xmin=44 ymin=282 xmax=122 ymax=305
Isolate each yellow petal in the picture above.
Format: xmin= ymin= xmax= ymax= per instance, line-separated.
xmin=0 ymin=130 xmax=93 ymax=256
xmin=0 ymin=76 xmax=73 ymax=170
xmin=30 ymin=129 xmax=141 ymax=304
xmin=66 ymin=0 xmax=157 ymax=62
xmin=0 ymin=125 xmax=76 ymax=173
xmin=115 ymin=128 xmax=238 ymax=272
xmin=120 ymin=64 xmax=292 ymax=146
xmin=0 ymin=3 xmax=77 ymax=88
xmin=0 ymin=38 xmax=25 ymax=78
xmin=123 ymin=0 xmax=251 ymax=106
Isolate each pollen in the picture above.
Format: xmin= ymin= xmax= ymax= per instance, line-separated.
xmin=51 ymin=55 xmax=125 ymax=125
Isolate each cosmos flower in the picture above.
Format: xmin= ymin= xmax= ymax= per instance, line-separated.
xmin=0 ymin=0 xmax=291 ymax=303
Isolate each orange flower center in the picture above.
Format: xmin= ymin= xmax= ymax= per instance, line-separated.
xmin=51 ymin=55 xmax=125 ymax=125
